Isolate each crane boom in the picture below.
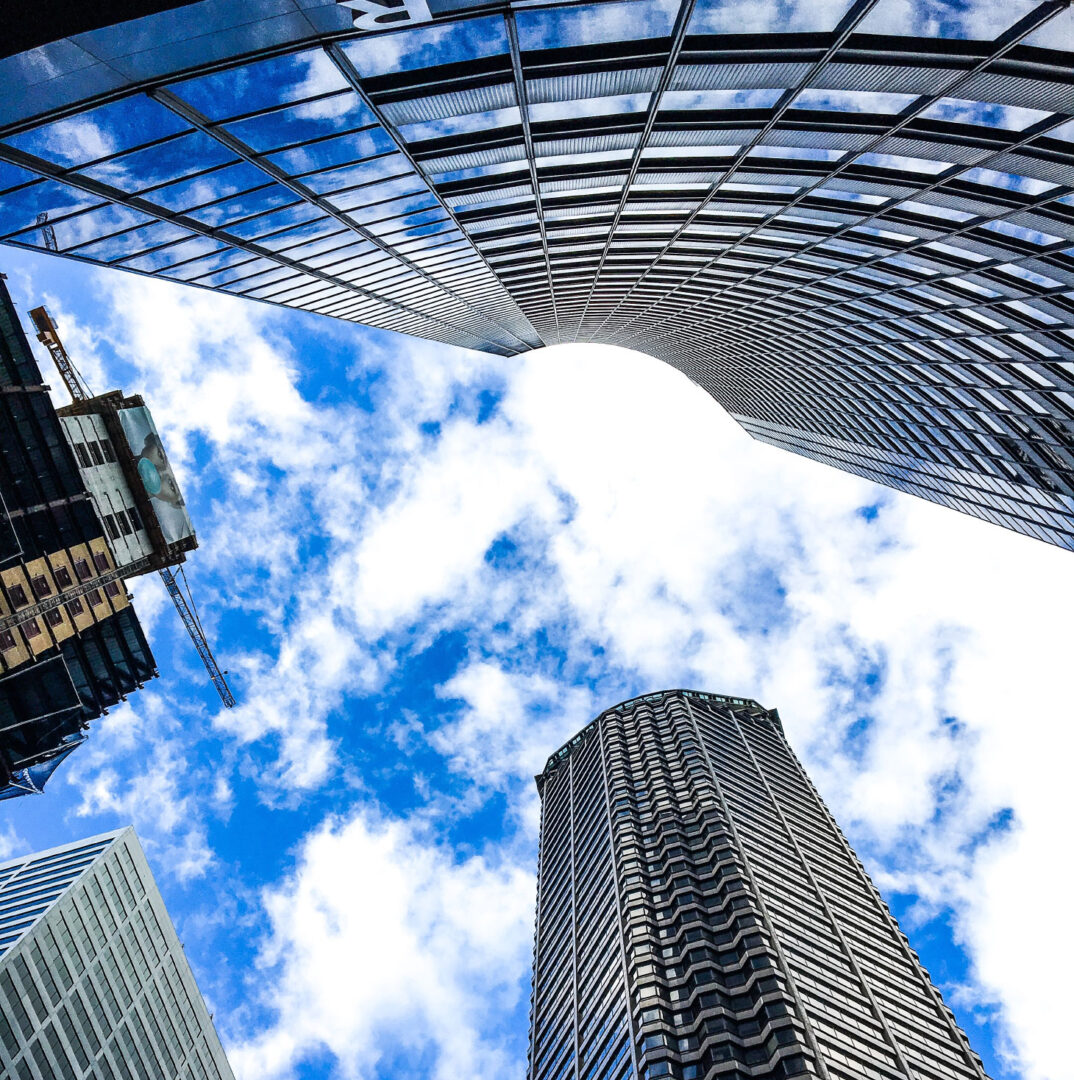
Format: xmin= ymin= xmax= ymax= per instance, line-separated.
xmin=158 ymin=568 xmax=235 ymax=708
xmin=29 ymin=304 xmax=236 ymax=708
xmin=29 ymin=306 xmax=90 ymax=401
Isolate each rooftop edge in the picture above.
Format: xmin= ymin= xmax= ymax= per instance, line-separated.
xmin=535 ymin=689 xmax=779 ymax=793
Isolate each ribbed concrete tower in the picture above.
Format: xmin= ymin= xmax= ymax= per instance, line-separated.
xmin=528 ymin=690 xmax=986 ymax=1080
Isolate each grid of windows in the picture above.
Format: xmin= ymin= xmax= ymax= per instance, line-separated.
xmin=530 ymin=690 xmax=986 ymax=1080
xmin=1 ymin=0 xmax=1073 ymax=548
xmin=0 ymin=829 xmax=235 ymax=1080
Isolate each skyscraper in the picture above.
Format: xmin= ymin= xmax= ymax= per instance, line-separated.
xmin=0 ymin=827 xmax=234 ymax=1080
xmin=529 ymin=690 xmax=986 ymax=1080
xmin=1 ymin=0 xmax=1073 ymax=548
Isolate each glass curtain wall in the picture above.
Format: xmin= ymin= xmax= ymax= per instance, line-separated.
xmin=1 ymin=0 xmax=1073 ymax=546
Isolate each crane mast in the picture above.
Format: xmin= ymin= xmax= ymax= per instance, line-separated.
xmin=35 ymin=212 xmax=58 ymax=252
xmin=28 ymin=306 xmax=235 ymax=708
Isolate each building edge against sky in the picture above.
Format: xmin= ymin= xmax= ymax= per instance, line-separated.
xmin=0 ymin=0 xmax=1072 ymax=549
xmin=0 ymin=826 xmax=234 ymax=1079
xmin=528 ymin=690 xmax=987 ymax=1080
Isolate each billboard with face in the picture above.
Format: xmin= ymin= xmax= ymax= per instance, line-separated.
xmin=116 ymin=407 xmax=195 ymax=545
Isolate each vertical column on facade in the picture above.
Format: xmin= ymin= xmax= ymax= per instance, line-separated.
xmin=530 ymin=756 xmax=579 ymax=1080
xmin=680 ymin=695 xmax=832 ymax=1080
xmin=560 ymin=719 xmax=629 ymax=1080
xmin=595 ymin=709 xmax=643 ymax=1080
xmin=750 ymin=724 xmax=987 ymax=1080
xmin=528 ymin=777 xmax=550 ymax=1080
xmin=698 ymin=699 xmax=905 ymax=1080
xmin=610 ymin=697 xmax=677 ymax=1080
xmin=620 ymin=697 xmax=680 ymax=1079
xmin=503 ymin=9 xmax=561 ymax=344
xmin=721 ymin=706 xmax=915 ymax=1080
xmin=568 ymin=756 xmax=582 ymax=1080
xmin=570 ymin=0 xmax=697 ymax=340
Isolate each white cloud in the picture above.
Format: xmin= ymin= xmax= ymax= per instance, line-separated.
xmin=343 ymin=344 xmax=1073 ymax=1079
xmin=690 ymin=0 xmax=852 ymax=34
xmin=338 ymin=416 xmax=555 ymax=629
xmin=32 ymin=267 xmax=1071 ymax=1080
xmin=230 ymin=807 xmax=535 ymax=1080
xmin=63 ymin=696 xmax=221 ymax=882
xmin=0 ymin=822 xmax=25 ymax=862
xmin=430 ymin=663 xmax=598 ymax=827
xmin=39 ymin=117 xmax=115 ymax=167
xmin=289 ymin=50 xmax=354 ymax=120
xmin=856 ymin=0 xmax=1037 ymax=40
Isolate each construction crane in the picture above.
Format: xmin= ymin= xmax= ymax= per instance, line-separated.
xmin=28 ymin=306 xmax=236 ymax=708
xmin=159 ymin=567 xmax=235 ymax=708
xmin=29 ymin=304 xmax=90 ymax=401
xmin=35 ymin=212 xmax=58 ymax=252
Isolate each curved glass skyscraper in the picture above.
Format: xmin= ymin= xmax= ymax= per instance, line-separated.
xmin=1 ymin=0 xmax=1073 ymax=546
xmin=530 ymin=690 xmax=986 ymax=1080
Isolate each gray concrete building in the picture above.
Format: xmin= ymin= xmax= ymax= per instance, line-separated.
xmin=529 ymin=690 xmax=986 ymax=1080
xmin=0 ymin=828 xmax=234 ymax=1080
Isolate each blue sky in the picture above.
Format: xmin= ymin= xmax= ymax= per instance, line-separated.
xmin=0 ymin=245 xmax=1071 ymax=1080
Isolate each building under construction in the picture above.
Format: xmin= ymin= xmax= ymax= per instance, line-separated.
xmin=0 ymin=274 xmax=230 ymax=800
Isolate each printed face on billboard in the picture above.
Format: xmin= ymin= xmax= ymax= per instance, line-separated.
xmin=116 ymin=407 xmax=195 ymax=545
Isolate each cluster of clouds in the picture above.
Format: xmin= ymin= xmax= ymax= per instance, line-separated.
xmin=230 ymin=809 xmax=535 ymax=1080
xmin=17 ymin=259 xmax=1071 ymax=1080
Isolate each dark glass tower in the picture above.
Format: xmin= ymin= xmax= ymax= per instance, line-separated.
xmin=0 ymin=275 xmax=157 ymax=798
xmin=529 ymin=690 xmax=986 ymax=1080
xmin=2 ymin=0 xmax=1074 ymax=548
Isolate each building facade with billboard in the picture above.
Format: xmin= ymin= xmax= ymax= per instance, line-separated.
xmin=0 ymin=827 xmax=235 ymax=1080
xmin=57 ymin=394 xmax=198 ymax=570
xmin=529 ymin=690 xmax=986 ymax=1080
xmin=0 ymin=0 xmax=1073 ymax=548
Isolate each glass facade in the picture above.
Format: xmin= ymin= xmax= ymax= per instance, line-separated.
xmin=530 ymin=690 xmax=986 ymax=1080
xmin=0 ymin=828 xmax=234 ymax=1080
xmin=1 ymin=0 xmax=1073 ymax=547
